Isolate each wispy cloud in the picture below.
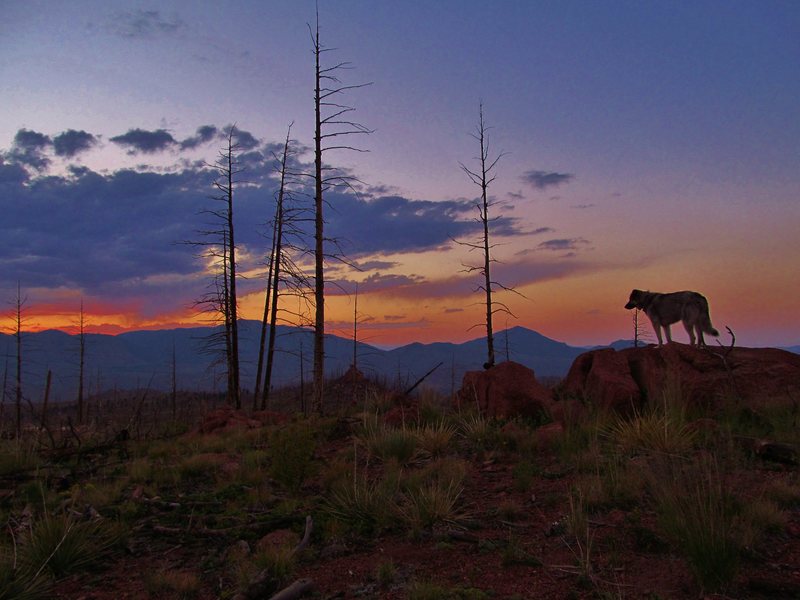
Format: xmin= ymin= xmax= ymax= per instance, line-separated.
xmin=537 ymin=237 xmax=591 ymax=252
xmin=110 ymin=10 xmax=184 ymax=39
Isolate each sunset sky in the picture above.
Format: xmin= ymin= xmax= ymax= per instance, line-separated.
xmin=2 ymin=0 xmax=799 ymax=348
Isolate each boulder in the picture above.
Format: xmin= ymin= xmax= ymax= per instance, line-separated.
xmin=559 ymin=344 xmax=800 ymax=413
xmin=455 ymin=361 xmax=553 ymax=420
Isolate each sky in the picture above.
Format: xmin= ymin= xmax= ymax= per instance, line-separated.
xmin=1 ymin=0 xmax=799 ymax=349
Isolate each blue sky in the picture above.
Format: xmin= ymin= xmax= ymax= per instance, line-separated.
xmin=2 ymin=1 xmax=799 ymax=347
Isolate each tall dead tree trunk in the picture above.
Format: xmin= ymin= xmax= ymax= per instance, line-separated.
xmin=224 ymin=132 xmax=241 ymax=409
xmin=312 ymin=14 xmax=326 ymax=415
xmin=460 ymin=104 xmax=505 ymax=369
xmin=309 ymin=8 xmax=371 ymax=413
xmin=262 ymin=125 xmax=294 ymax=410
xmin=171 ymin=339 xmax=177 ymax=421
xmin=254 ymin=211 xmax=278 ymax=408
xmin=1 ymin=353 xmax=8 ymax=432
xmin=77 ymin=300 xmax=86 ymax=424
xmin=15 ymin=282 xmax=23 ymax=438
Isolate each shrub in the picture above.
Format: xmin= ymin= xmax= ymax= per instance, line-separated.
xmin=321 ymin=477 xmax=395 ymax=535
xmin=455 ymin=412 xmax=503 ymax=453
xmin=399 ymin=479 xmax=463 ymax=533
xmin=0 ymin=440 xmax=40 ymax=477
xmin=648 ymin=457 xmax=740 ymax=592
xmin=414 ymin=420 xmax=456 ymax=458
xmin=604 ymin=404 xmax=696 ymax=457
xmin=20 ymin=513 xmax=123 ymax=579
xmin=0 ymin=543 xmax=51 ymax=600
xmin=359 ymin=419 xmax=420 ymax=466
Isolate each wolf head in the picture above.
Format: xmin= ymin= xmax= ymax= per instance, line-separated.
xmin=624 ymin=289 xmax=646 ymax=310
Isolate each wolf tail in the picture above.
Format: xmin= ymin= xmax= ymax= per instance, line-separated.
xmin=701 ymin=311 xmax=719 ymax=336
xmin=697 ymin=295 xmax=719 ymax=336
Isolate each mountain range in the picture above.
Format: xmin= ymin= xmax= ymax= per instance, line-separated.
xmin=0 ymin=321 xmax=797 ymax=403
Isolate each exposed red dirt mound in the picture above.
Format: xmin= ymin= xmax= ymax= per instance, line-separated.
xmin=559 ymin=343 xmax=800 ymax=412
xmin=196 ymin=406 xmax=277 ymax=433
xmin=456 ymin=361 xmax=553 ymax=419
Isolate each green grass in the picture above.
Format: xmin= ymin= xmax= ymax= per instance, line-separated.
xmin=648 ymin=457 xmax=740 ymax=592
xmin=18 ymin=513 xmax=124 ymax=579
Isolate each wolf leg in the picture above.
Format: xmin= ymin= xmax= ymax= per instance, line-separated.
xmin=652 ymin=323 xmax=664 ymax=346
xmin=683 ymin=320 xmax=696 ymax=346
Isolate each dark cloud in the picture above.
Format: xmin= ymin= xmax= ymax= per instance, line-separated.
xmin=356 ymin=260 xmax=399 ymax=271
xmin=111 ymin=9 xmax=183 ymax=39
xmin=326 ymin=194 xmax=525 ymax=257
xmin=571 ymin=204 xmax=595 ymax=210
xmin=521 ymin=170 xmax=574 ymax=190
xmin=328 ymin=272 xmax=425 ymax=296
xmin=537 ymin=238 xmax=591 ymax=252
xmin=110 ymin=128 xmax=177 ymax=154
xmin=180 ymin=125 xmax=218 ymax=150
xmin=531 ymin=226 xmax=555 ymax=235
xmin=53 ymin=129 xmax=98 ymax=157
xmin=0 ymin=157 xmax=30 ymax=185
xmin=223 ymin=126 xmax=260 ymax=151
xmin=8 ymin=128 xmax=52 ymax=170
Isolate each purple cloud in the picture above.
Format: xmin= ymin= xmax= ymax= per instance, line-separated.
xmin=522 ymin=170 xmax=574 ymax=190
xmin=111 ymin=128 xmax=177 ymax=154
xmin=53 ymin=129 xmax=98 ymax=158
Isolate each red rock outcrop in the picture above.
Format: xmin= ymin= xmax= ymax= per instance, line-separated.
xmin=559 ymin=344 xmax=800 ymax=413
xmin=456 ymin=361 xmax=553 ymax=419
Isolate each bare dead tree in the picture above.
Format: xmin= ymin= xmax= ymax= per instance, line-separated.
xmin=262 ymin=125 xmax=301 ymax=410
xmin=14 ymin=282 xmax=25 ymax=438
xmin=632 ymin=308 xmax=652 ymax=347
xmin=1 ymin=352 xmax=8 ymax=432
xmin=186 ymin=128 xmax=246 ymax=409
xmin=171 ymin=338 xmax=177 ymax=421
xmin=76 ymin=299 xmax=86 ymax=424
xmin=253 ymin=200 xmax=279 ymax=408
xmin=309 ymin=5 xmax=372 ymax=414
xmin=458 ymin=103 xmax=512 ymax=369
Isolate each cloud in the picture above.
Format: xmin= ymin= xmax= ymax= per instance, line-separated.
xmin=180 ymin=125 xmax=218 ymax=150
xmin=111 ymin=9 xmax=183 ymax=39
xmin=110 ymin=128 xmax=177 ymax=154
xmin=530 ymin=226 xmax=556 ymax=235
xmin=53 ymin=129 xmax=98 ymax=158
xmin=0 ymin=157 xmax=30 ymax=184
xmin=355 ymin=260 xmax=399 ymax=271
xmin=521 ymin=170 xmax=574 ymax=190
xmin=325 ymin=193 xmax=526 ymax=257
xmin=225 ymin=126 xmax=260 ymax=151
xmin=8 ymin=128 xmax=52 ymax=170
xmin=537 ymin=237 xmax=591 ymax=252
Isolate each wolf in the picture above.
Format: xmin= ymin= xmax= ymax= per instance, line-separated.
xmin=624 ymin=289 xmax=719 ymax=347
